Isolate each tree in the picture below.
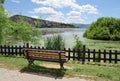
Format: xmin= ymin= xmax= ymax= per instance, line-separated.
xmin=3 ymin=15 xmax=41 ymax=45
xmin=0 ymin=1 xmax=7 ymax=44
xmin=0 ymin=0 xmax=5 ymax=4
xmin=35 ymin=19 xmax=42 ymax=28
xmin=84 ymin=17 xmax=120 ymax=41
xmin=0 ymin=1 xmax=41 ymax=45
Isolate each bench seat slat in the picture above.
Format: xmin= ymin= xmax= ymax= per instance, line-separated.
xmin=28 ymin=52 xmax=66 ymax=58
xmin=29 ymin=56 xmax=66 ymax=62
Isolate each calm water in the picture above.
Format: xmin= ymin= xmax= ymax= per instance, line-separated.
xmin=41 ymin=28 xmax=120 ymax=50
xmin=41 ymin=28 xmax=86 ymax=48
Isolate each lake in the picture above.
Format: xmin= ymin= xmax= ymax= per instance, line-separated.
xmin=41 ymin=28 xmax=120 ymax=51
xmin=41 ymin=28 xmax=86 ymax=49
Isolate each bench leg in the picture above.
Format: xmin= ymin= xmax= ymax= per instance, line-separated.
xmin=60 ymin=63 xmax=64 ymax=69
xmin=28 ymin=59 xmax=34 ymax=66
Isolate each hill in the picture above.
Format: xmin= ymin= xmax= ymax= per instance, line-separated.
xmin=72 ymin=23 xmax=90 ymax=28
xmin=10 ymin=15 xmax=76 ymax=28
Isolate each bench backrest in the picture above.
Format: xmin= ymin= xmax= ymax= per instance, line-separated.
xmin=24 ymin=49 xmax=66 ymax=60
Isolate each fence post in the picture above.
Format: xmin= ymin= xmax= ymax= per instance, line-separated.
xmin=93 ymin=49 xmax=95 ymax=62
xmin=15 ymin=45 xmax=18 ymax=56
xmin=8 ymin=46 xmax=10 ymax=55
xmin=88 ymin=49 xmax=90 ymax=62
xmin=115 ymin=50 xmax=117 ymax=63
xmin=68 ymin=48 xmax=71 ymax=60
xmin=109 ymin=50 xmax=112 ymax=63
xmin=82 ymin=45 xmax=86 ymax=64
xmin=103 ymin=50 xmax=106 ymax=63
xmin=77 ymin=49 xmax=80 ymax=61
xmin=4 ymin=45 xmax=7 ymax=55
xmin=98 ymin=50 xmax=101 ymax=62
xmin=73 ymin=49 xmax=75 ymax=60
xmin=26 ymin=43 xmax=29 ymax=48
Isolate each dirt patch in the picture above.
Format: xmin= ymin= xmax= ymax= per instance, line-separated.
xmin=41 ymin=63 xmax=73 ymax=69
xmin=0 ymin=63 xmax=4 ymax=66
xmin=0 ymin=68 xmax=94 ymax=81
xmin=0 ymin=63 xmax=7 ymax=68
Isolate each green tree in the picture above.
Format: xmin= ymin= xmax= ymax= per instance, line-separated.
xmin=0 ymin=0 xmax=41 ymax=45
xmin=35 ymin=19 xmax=41 ymax=28
xmin=3 ymin=15 xmax=41 ymax=45
xmin=0 ymin=1 xmax=7 ymax=44
xmin=84 ymin=17 xmax=120 ymax=40
xmin=0 ymin=0 xmax=5 ymax=4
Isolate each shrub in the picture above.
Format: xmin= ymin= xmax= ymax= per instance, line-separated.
xmin=73 ymin=35 xmax=83 ymax=50
xmin=84 ymin=17 xmax=120 ymax=41
xmin=44 ymin=34 xmax=65 ymax=50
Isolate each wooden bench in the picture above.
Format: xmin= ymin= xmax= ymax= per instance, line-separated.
xmin=23 ymin=49 xmax=66 ymax=69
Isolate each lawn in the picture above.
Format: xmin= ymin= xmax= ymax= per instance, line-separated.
xmin=0 ymin=55 xmax=120 ymax=81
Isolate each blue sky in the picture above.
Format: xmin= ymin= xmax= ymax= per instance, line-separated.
xmin=3 ymin=0 xmax=120 ymax=24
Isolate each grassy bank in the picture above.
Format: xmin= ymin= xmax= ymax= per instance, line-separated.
xmin=83 ymin=38 xmax=120 ymax=51
xmin=0 ymin=55 xmax=120 ymax=81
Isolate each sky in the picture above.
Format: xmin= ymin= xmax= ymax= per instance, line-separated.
xmin=3 ymin=0 xmax=120 ymax=24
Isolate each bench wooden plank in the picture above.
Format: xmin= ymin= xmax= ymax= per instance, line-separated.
xmin=23 ymin=49 xmax=66 ymax=69
xmin=28 ymin=52 xmax=66 ymax=58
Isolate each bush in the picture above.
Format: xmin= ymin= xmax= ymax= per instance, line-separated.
xmin=44 ymin=34 xmax=65 ymax=50
xmin=84 ymin=17 xmax=120 ymax=41
xmin=72 ymin=35 xmax=83 ymax=59
xmin=73 ymin=35 xmax=83 ymax=50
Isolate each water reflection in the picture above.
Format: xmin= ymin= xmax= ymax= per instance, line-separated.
xmin=41 ymin=28 xmax=86 ymax=48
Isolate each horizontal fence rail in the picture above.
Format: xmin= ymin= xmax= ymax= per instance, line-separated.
xmin=0 ymin=43 xmax=120 ymax=64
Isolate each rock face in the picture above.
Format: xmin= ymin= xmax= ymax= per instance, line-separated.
xmin=10 ymin=15 xmax=76 ymax=28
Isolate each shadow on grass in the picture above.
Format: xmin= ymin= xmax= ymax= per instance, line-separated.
xmin=20 ymin=64 xmax=67 ymax=78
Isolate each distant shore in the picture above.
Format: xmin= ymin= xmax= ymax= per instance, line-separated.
xmin=40 ymin=28 xmax=85 ymax=35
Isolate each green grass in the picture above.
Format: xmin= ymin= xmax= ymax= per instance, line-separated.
xmin=0 ymin=55 xmax=120 ymax=81
xmin=83 ymin=38 xmax=120 ymax=51
xmin=0 ymin=55 xmax=28 ymax=69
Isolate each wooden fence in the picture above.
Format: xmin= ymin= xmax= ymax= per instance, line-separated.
xmin=0 ymin=44 xmax=120 ymax=64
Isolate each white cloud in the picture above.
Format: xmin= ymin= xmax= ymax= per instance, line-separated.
xmin=31 ymin=0 xmax=76 ymax=8
xmin=66 ymin=11 xmax=84 ymax=23
xmin=31 ymin=0 xmax=98 ymax=14
xmin=30 ymin=0 xmax=99 ymax=23
xmin=81 ymin=4 xmax=98 ymax=14
xmin=44 ymin=10 xmax=85 ymax=23
xmin=29 ymin=7 xmax=87 ymax=23
xmin=11 ymin=0 xmax=20 ymax=3
xmin=29 ymin=7 xmax=65 ymax=22
xmin=30 ymin=7 xmax=64 ymax=18
xmin=67 ymin=11 xmax=81 ymax=17
xmin=33 ymin=7 xmax=59 ymax=15
xmin=71 ymin=4 xmax=98 ymax=14
xmin=45 ymin=14 xmax=65 ymax=23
